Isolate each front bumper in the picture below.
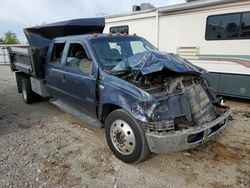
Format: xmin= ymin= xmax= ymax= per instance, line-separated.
xmin=145 ymin=109 xmax=231 ymax=154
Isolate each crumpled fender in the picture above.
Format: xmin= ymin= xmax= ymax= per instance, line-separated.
xmin=98 ymin=70 xmax=153 ymax=120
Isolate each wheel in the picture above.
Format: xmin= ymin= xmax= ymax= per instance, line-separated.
xmin=21 ymin=78 xmax=41 ymax=104
xmin=105 ymin=109 xmax=150 ymax=163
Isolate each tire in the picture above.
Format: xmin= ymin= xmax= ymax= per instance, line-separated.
xmin=105 ymin=109 xmax=150 ymax=163
xmin=21 ymin=78 xmax=41 ymax=104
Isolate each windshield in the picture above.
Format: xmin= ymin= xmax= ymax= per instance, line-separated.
xmin=91 ymin=36 xmax=156 ymax=69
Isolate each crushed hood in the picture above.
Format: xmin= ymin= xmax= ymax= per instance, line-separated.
xmin=112 ymin=51 xmax=205 ymax=75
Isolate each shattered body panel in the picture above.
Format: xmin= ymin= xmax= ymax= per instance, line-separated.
xmin=145 ymin=108 xmax=230 ymax=154
xmin=97 ymin=50 xmax=230 ymax=153
xmin=98 ymin=69 xmax=152 ymax=122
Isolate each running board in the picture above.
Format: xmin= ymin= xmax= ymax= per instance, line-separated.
xmin=50 ymin=98 xmax=103 ymax=128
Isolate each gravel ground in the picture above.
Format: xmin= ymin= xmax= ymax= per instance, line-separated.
xmin=0 ymin=65 xmax=249 ymax=188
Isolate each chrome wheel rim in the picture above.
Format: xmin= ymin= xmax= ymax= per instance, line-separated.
xmin=110 ymin=119 xmax=136 ymax=155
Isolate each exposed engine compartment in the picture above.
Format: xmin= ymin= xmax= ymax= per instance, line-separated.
xmin=114 ymin=70 xmax=201 ymax=97
xmin=113 ymin=69 xmax=228 ymax=133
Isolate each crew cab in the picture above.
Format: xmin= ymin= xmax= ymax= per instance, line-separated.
xmin=8 ymin=18 xmax=230 ymax=163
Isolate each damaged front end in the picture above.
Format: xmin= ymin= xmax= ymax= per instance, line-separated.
xmin=111 ymin=51 xmax=230 ymax=154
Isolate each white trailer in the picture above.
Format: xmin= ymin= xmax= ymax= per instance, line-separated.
xmin=104 ymin=0 xmax=250 ymax=99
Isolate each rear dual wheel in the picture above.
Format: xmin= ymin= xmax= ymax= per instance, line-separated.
xmin=21 ymin=78 xmax=42 ymax=104
xmin=105 ymin=109 xmax=149 ymax=163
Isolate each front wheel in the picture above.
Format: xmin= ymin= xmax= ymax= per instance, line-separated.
xmin=105 ymin=109 xmax=149 ymax=163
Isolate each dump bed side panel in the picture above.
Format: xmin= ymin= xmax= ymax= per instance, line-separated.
xmin=8 ymin=46 xmax=41 ymax=77
xmin=9 ymin=46 xmax=31 ymax=73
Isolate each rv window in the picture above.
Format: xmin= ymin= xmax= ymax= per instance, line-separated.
xmin=241 ymin=12 xmax=250 ymax=38
xmin=206 ymin=12 xmax=250 ymax=40
xmin=206 ymin=13 xmax=241 ymax=40
xmin=110 ymin=26 xmax=129 ymax=34
xmin=50 ymin=43 xmax=65 ymax=65
xmin=110 ymin=27 xmax=119 ymax=34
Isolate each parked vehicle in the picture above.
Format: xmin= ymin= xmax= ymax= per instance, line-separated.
xmin=8 ymin=18 xmax=230 ymax=163
xmin=105 ymin=0 xmax=250 ymax=99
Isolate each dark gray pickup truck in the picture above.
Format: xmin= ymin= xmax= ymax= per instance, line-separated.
xmin=8 ymin=18 xmax=230 ymax=163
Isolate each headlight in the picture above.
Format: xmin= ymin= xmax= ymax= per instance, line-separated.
xmin=151 ymin=109 xmax=161 ymax=121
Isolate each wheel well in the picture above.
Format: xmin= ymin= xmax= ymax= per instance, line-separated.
xmin=101 ymin=103 xmax=121 ymax=124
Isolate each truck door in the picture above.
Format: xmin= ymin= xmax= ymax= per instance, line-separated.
xmin=46 ymin=41 xmax=67 ymax=100
xmin=60 ymin=42 xmax=97 ymax=115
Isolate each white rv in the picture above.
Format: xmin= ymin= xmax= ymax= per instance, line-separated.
xmin=104 ymin=0 xmax=250 ymax=99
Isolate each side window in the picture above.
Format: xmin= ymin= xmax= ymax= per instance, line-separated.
xmin=241 ymin=12 xmax=250 ymax=38
xmin=110 ymin=25 xmax=129 ymax=34
xmin=66 ymin=43 xmax=91 ymax=75
xmin=206 ymin=11 xmax=250 ymax=40
xmin=50 ymin=43 xmax=65 ymax=65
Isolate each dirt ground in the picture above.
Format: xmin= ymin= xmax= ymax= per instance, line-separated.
xmin=0 ymin=65 xmax=249 ymax=188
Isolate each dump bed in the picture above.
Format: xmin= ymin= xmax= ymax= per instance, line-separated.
xmin=8 ymin=18 xmax=105 ymax=78
xmin=8 ymin=45 xmax=39 ymax=76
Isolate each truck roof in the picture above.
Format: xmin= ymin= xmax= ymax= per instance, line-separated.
xmin=54 ymin=33 xmax=139 ymax=41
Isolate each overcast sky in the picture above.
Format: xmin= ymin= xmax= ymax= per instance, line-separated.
xmin=0 ymin=0 xmax=186 ymax=42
